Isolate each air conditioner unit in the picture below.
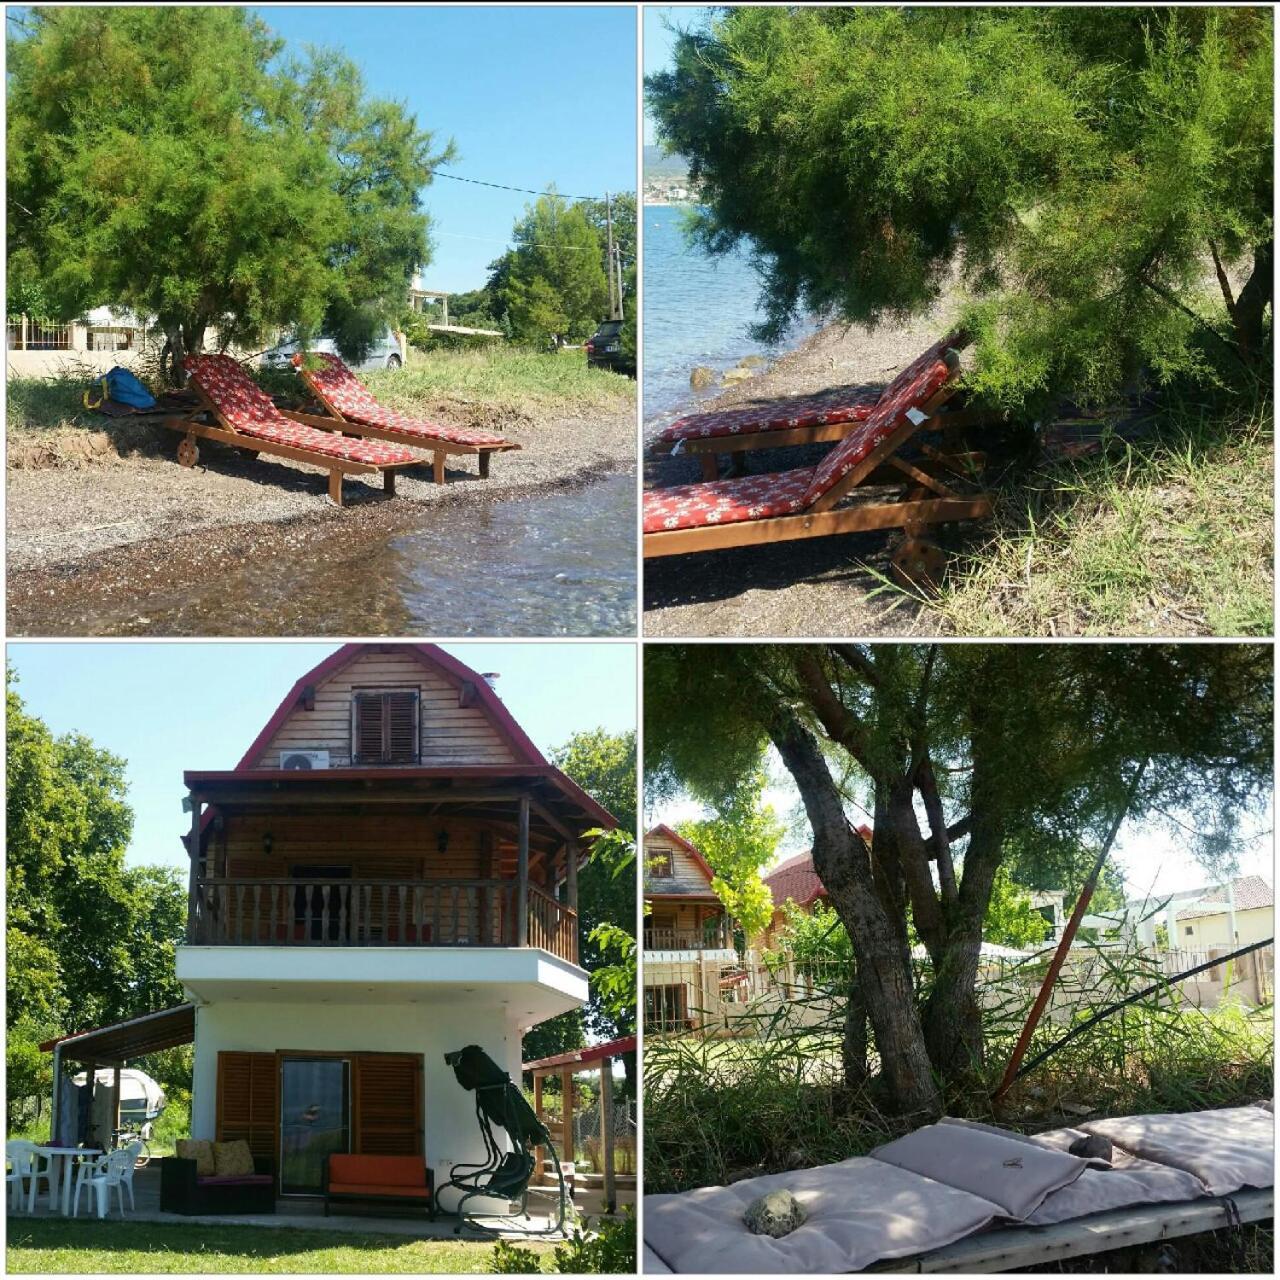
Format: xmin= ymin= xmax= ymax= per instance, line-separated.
xmin=280 ymin=750 xmax=330 ymax=770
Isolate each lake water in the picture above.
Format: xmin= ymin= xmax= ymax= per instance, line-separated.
xmin=643 ymin=205 xmax=815 ymax=435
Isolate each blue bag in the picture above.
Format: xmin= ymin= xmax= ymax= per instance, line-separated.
xmin=84 ymin=365 xmax=157 ymax=410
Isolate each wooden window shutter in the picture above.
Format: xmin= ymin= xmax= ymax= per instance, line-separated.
xmin=352 ymin=1053 xmax=422 ymax=1155
xmin=353 ymin=691 xmax=419 ymax=764
xmin=215 ymin=1051 xmax=277 ymax=1160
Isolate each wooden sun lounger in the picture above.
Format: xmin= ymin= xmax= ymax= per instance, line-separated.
xmin=291 ymin=352 xmax=520 ymax=484
xmin=162 ymin=354 xmax=420 ymax=506
xmin=653 ymin=333 xmax=975 ymax=480
xmin=643 ymin=348 xmax=992 ymax=588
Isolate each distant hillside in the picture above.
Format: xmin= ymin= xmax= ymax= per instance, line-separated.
xmin=645 ymin=145 xmax=688 ymax=179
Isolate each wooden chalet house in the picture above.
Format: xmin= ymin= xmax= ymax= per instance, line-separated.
xmin=642 ymin=825 xmax=736 ymax=1032
xmin=168 ymin=643 xmax=613 ymax=1200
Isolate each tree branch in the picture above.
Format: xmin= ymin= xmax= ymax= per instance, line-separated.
xmin=793 ymin=650 xmax=879 ymax=777
xmin=1208 ymin=239 xmax=1249 ymax=360
xmin=828 ymin=644 xmax=881 ymax=688
xmin=918 ymin=756 xmax=959 ymax=905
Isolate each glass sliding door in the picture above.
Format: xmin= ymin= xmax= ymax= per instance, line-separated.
xmin=279 ymin=1056 xmax=350 ymax=1195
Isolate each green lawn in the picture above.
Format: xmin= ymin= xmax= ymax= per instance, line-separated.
xmin=6 ymin=1218 xmax=556 ymax=1274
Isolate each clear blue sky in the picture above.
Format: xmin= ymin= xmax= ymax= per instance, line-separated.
xmin=9 ymin=642 xmax=637 ymax=874
xmin=254 ymin=5 xmax=638 ymax=292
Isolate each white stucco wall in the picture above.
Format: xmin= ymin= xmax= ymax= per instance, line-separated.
xmin=191 ymin=998 xmax=526 ymax=1212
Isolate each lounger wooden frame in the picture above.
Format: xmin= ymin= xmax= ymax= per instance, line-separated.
xmin=160 ymin=398 xmax=418 ymax=507
xmin=293 ymin=363 xmax=520 ymax=485
xmin=643 ymin=382 xmax=993 ymax=560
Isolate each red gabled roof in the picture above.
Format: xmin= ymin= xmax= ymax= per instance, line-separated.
xmin=192 ymin=644 xmax=613 ymax=848
xmin=645 ymin=823 xmax=715 ymax=884
xmin=764 ymin=827 xmax=872 ymax=910
xmin=239 ymin=643 xmax=546 ymax=769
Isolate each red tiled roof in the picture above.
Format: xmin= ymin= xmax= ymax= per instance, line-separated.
xmin=764 ymin=828 xmax=872 ymax=910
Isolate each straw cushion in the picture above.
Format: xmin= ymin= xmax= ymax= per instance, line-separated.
xmin=183 ymin=355 xmax=416 ymax=467
xmin=299 ymin=354 xmax=509 ymax=448
xmin=643 ymin=467 xmax=814 ymax=534
xmin=175 ymin=1138 xmax=215 ymax=1177
xmin=212 ymin=1140 xmax=255 ymax=1178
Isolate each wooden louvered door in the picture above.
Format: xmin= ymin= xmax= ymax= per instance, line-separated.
xmin=215 ymin=1051 xmax=278 ymax=1162
xmin=352 ymin=1053 xmax=423 ymax=1156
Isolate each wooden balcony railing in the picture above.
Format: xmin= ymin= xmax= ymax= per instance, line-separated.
xmin=527 ymin=884 xmax=578 ymax=964
xmin=644 ymin=927 xmax=732 ymax=952
xmin=189 ymin=878 xmax=578 ymax=965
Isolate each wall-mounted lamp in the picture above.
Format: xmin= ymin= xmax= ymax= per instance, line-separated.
xmin=263 ymin=832 xmax=274 ymax=856
xmin=437 ymin=830 xmax=449 ymax=854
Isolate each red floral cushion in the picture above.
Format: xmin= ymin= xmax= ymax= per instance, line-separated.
xmin=183 ymin=355 xmax=416 ymax=467
xmin=802 ymin=356 xmax=952 ymax=507
xmin=659 ymin=390 xmax=877 ymax=444
xmin=643 ymin=467 xmax=815 ymax=534
xmin=298 ymin=353 xmax=508 ymax=448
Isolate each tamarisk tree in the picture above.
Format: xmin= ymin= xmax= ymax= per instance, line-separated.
xmin=648 ymin=8 xmax=1272 ymax=408
xmin=7 ymin=7 xmax=452 ymax=377
xmin=645 ymin=644 xmax=1271 ymax=1117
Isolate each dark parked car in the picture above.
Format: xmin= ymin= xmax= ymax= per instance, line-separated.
xmin=585 ymin=319 xmax=635 ymax=377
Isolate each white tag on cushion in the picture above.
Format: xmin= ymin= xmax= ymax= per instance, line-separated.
xmin=671 ymin=439 xmax=686 ymax=455
xmin=905 ymin=407 xmax=929 ymax=425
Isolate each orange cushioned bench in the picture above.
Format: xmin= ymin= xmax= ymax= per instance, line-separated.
xmin=323 ymin=1153 xmax=434 ymax=1219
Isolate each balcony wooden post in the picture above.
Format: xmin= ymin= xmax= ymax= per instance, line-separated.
xmin=599 ymin=1057 xmax=616 ymax=1213
xmin=517 ymin=795 xmax=530 ymax=947
xmin=185 ymin=796 xmax=201 ymax=943
xmin=565 ymin=841 xmax=578 ymax=912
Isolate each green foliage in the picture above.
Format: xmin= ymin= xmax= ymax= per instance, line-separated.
xmin=491 ymin=194 xmax=609 ymax=348
xmin=491 ymin=1214 xmax=635 ymax=1275
xmin=675 ymin=772 xmax=784 ymax=943
xmin=581 ymin=193 xmax=638 ymax=360
xmin=6 ymin=671 xmax=187 ymax=1126
xmin=647 ymin=8 xmax=1273 ymax=407
xmin=7 ymin=7 xmax=452 ymax=371
xmin=983 ymin=865 xmax=1053 ymax=949
xmin=550 ymin=733 xmax=637 ymax=1040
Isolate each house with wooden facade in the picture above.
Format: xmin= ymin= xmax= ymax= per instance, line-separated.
xmin=642 ymin=825 xmax=736 ymax=1032
xmin=43 ymin=644 xmax=614 ymax=1211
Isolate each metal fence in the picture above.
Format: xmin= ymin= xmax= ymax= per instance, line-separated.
xmin=7 ymin=317 xmax=74 ymax=350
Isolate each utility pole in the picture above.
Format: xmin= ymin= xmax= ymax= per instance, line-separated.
xmin=604 ymin=190 xmax=619 ymax=320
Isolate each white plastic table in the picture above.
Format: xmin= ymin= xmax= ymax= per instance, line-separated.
xmin=32 ymin=1146 xmax=102 ymax=1216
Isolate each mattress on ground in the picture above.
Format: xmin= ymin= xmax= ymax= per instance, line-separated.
xmin=644 ymin=1157 xmax=1003 ymax=1275
xmin=643 ymin=1244 xmax=673 ymax=1273
xmin=1081 ymin=1104 xmax=1275 ymax=1197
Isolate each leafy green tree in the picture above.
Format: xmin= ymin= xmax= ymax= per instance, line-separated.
xmin=7 ymin=7 xmax=452 ymax=378
xmin=582 ymin=193 xmax=638 ymax=362
xmin=675 ymin=772 xmax=783 ymax=945
xmin=648 ymin=8 xmax=1272 ymax=408
xmin=6 ymin=673 xmax=188 ymax=1127
xmin=523 ymin=731 xmax=636 ymax=1065
xmin=983 ymin=866 xmax=1054 ymax=950
xmin=494 ymin=193 xmax=608 ymax=347
xmin=646 ymin=643 xmax=1271 ymax=1116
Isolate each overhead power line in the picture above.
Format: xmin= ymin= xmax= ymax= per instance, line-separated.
xmin=425 ymin=168 xmax=604 ymax=203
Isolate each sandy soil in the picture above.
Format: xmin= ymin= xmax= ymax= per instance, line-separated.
xmin=7 ymin=406 xmax=635 ymax=635
xmin=642 ymin=302 xmax=973 ymax=638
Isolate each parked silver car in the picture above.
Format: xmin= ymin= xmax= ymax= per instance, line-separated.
xmin=261 ymin=329 xmax=404 ymax=372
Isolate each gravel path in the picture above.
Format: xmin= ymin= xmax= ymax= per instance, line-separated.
xmin=642 ymin=300 xmax=972 ymax=638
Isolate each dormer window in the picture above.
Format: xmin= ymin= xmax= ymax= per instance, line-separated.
xmin=649 ymin=849 xmax=674 ymax=879
xmin=352 ymin=690 xmax=419 ymax=764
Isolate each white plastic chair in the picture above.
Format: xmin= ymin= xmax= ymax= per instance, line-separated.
xmin=6 ymin=1141 xmax=53 ymax=1214
xmin=72 ymin=1148 xmax=132 ymax=1219
xmin=118 ymin=1140 xmax=142 ymax=1210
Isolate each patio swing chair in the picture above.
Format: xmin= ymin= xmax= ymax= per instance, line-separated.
xmin=442 ymin=1045 xmax=569 ymax=1236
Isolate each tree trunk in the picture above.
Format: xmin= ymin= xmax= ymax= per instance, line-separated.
xmin=842 ymin=957 xmax=869 ymax=1086
xmin=160 ymin=317 xmax=208 ymax=387
xmin=1234 ymin=239 xmax=1273 ymax=366
xmin=771 ymin=715 xmax=941 ymax=1118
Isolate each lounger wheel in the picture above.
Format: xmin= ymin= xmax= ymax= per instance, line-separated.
xmin=176 ymin=435 xmax=199 ymax=468
xmin=891 ymin=536 xmax=946 ymax=593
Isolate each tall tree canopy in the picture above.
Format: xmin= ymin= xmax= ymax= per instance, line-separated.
xmin=7 ymin=6 xmax=452 ymax=375
xmin=492 ymin=193 xmax=610 ymax=347
xmin=6 ymin=674 xmax=186 ymax=1126
xmin=646 ymin=644 xmax=1271 ymax=1116
xmin=647 ymin=7 xmax=1272 ymax=408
